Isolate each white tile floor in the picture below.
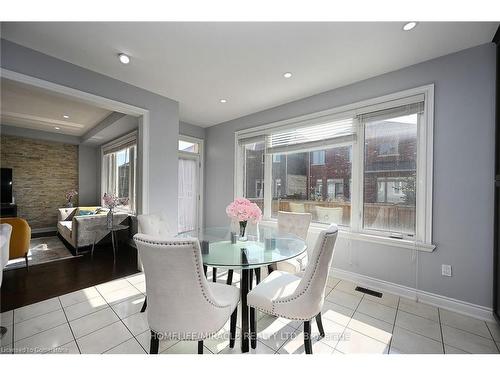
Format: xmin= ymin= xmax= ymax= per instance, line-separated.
xmin=1 ymin=271 xmax=499 ymax=354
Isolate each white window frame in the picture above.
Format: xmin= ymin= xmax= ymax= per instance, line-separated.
xmin=327 ymin=178 xmax=344 ymax=200
xmin=178 ymin=134 xmax=204 ymax=234
xmin=234 ymin=85 xmax=435 ymax=252
xmin=311 ymin=150 xmax=326 ymax=165
xmin=376 ymin=177 xmax=407 ymax=203
xmin=101 ymin=131 xmax=138 ymax=214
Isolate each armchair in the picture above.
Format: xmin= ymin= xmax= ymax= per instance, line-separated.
xmin=0 ymin=217 xmax=31 ymax=268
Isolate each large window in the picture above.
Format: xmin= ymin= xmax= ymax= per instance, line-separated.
xmin=242 ymin=140 xmax=265 ymax=210
xmin=102 ymin=132 xmax=137 ymax=213
xmin=363 ymin=113 xmax=418 ymax=236
xmin=269 ymin=145 xmax=352 ymax=226
xmin=236 ymin=86 xmax=434 ymax=247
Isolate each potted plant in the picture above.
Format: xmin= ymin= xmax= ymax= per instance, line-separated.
xmin=225 ymin=198 xmax=262 ymax=241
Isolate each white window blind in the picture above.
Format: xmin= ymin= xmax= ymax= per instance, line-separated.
xmin=265 ymin=117 xmax=355 ymax=154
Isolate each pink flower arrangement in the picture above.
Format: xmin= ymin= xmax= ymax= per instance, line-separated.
xmin=102 ymin=193 xmax=129 ymax=209
xmin=65 ymin=190 xmax=78 ymax=203
xmin=226 ymin=198 xmax=262 ymax=224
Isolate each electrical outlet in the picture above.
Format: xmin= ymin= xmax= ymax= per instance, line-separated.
xmin=441 ymin=264 xmax=452 ymax=277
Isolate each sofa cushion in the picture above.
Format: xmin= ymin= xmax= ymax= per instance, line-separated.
xmin=76 ymin=209 xmax=96 ymax=216
xmin=57 ymin=220 xmax=74 ymax=247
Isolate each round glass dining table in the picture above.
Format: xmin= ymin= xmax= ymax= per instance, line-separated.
xmin=176 ymin=226 xmax=307 ymax=352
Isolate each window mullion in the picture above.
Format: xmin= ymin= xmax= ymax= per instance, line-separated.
xmin=351 ymin=118 xmax=363 ymax=233
xmin=416 ymin=112 xmax=427 ymax=243
xmin=263 ymin=151 xmax=272 ymax=220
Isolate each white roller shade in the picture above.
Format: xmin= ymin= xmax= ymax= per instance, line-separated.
xmin=357 ymin=99 xmax=424 ymax=123
xmin=102 ymin=131 xmax=138 ymax=155
xmin=237 ymin=135 xmax=266 ymax=146
xmin=265 ymin=117 xmax=355 ymax=154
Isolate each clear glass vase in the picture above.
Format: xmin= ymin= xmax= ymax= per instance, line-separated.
xmin=239 ymin=221 xmax=247 ymax=241
xmin=106 ymin=209 xmax=113 ymax=229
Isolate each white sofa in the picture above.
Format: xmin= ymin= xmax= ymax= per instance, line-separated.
xmin=57 ymin=207 xmax=128 ymax=253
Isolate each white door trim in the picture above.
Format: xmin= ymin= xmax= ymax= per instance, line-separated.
xmin=178 ymin=134 xmax=204 ymax=233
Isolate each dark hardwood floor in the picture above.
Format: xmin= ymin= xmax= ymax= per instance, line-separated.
xmin=1 ymin=242 xmax=140 ymax=312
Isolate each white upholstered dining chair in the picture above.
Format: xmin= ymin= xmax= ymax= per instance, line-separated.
xmin=136 ymin=212 xmax=176 ymax=313
xmin=272 ymin=211 xmax=312 ymax=274
xmin=137 ymin=212 xmax=174 ymax=238
xmin=134 ymin=234 xmax=240 ymax=354
xmin=1 ymin=223 xmax=12 ymax=338
xmin=247 ymin=224 xmax=338 ymax=354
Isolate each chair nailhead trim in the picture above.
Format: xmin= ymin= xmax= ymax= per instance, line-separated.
xmin=136 ymin=236 xmax=232 ymax=309
xmin=192 ymin=245 xmax=232 ymax=310
xmin=273 ymin=236 xmax=326 ymax=307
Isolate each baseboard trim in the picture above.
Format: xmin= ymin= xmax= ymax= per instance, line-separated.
xmin=332 ymin=267 xmax=494 ymax=322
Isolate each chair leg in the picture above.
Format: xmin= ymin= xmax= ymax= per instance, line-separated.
xmin=229 ymin=306 xmax=238 ymax=348
xmin=150 ymin=330 xmax=159 ymax=354
xmin=198 ymin=340 xmax=204 ymax=354
xmin=249 ymin=269 xmax=254 ymax=290
xmin=226 ymin=269 xmax=234 ymax=285
xmin=24 ymin=253 xmax=29 ymax=270
xmin=0 ymin=326 xmax=7 ymax=338
xmin=203 ymin=265 xmax=208 ymax=277
xmin=250 ymin=307 xmax=257 ymax=349
xmin=315 ymin=313 xmax=325 ymax=338
xmin=304 ymin=321 xmax=312 ymax=354
xmin=267 ymin=264 xmax=273 ymax=276
xmin=255 ymin=268 xmax=261 ymax=284
xmin=140 ymin=296 xmax=147 ymax=313
xmin=212 ymin=267 xmax=217 ymax=282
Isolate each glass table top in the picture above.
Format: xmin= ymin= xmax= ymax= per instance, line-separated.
xmin=87 ymin=224 xmax=129 ymax=232
xmin=176 ymin=226 xmax=307 ymax=269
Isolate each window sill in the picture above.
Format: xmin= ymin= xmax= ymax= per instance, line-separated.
xmin=340 ymin=231 xmax=436 ymax=252
xmin=259 ymin=219 xmax=436 ymax=252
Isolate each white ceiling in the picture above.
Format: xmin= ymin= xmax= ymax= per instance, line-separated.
xmin=1 ymin=78 xmax=112 ymax=136
xmin=1 ymin=22 xmax=498 ymax=127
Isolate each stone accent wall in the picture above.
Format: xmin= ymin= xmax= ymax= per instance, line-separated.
xmin=1 ymin=135 xmax=79 ymax=229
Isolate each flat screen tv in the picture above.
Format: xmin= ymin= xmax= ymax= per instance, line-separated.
xmin=1 ymin=168 xmax=13 ymax=204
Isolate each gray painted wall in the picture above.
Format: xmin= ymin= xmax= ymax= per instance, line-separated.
xmin=1 ymin=39 xmax=180 ymax=230
xmin=78 ymin=145 xmax=99 ymax=205
xmin=205 ymin=43 xmax=496 ymax=308
xmin=180 ymin=121 xmax=206 ymax=139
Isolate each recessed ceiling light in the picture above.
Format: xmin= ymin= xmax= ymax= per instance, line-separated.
xmin=118 ymin=53 xmax=130 ymax=64
xmin=63 ymin=114 xmax=69 ymax=119
xmin=283 ymin=72 xmax=293 ymax=78
xmin=219 ymin=99 xmax=227 ymax=103
xmin=403 ymin=22 xmax=418 ymax=31
xmin=54 ymin=127 xmax=60 ymax=130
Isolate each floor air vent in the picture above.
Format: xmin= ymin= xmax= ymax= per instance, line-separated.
xmin=355 ymin=286 xmax=383 ymax=298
